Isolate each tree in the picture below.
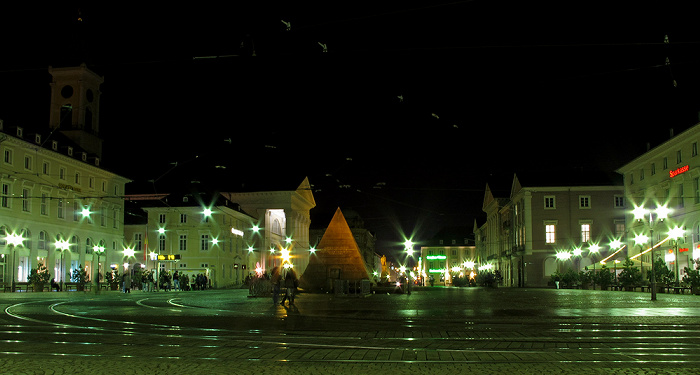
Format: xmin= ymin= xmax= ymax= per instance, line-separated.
xmin=28 ymin=263 xmax=51 ymax=291
xmin=595 ymin=265 xmax=614 ymax=289
xmin=649 ymin=257 xmax=673 ymax=284
xmin=561 ymin=267 xmax=580 ymax=288
xmin=618 ymin=257 xmax=642 ymax=289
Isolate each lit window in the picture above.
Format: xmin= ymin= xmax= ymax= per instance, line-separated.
xmin=545 ymin=225 xmax=556 ymax=244
xmin=581 ymin=224 xmax=591 ymax=243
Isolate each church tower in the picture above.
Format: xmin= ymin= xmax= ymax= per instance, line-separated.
xmin=49 ymin=63 xmax=104 ymax=158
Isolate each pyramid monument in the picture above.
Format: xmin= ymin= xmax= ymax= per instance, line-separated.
xmin=300 ymin=208 xmax=371 ymax=292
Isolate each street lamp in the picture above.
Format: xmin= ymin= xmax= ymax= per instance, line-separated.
xmin=93 ymin=245 xmax=105 ymax=294
xmin=633 ymin=204 xmax=670 ymax=301
xmin=668 ymin=226 xmax=685 ymax=288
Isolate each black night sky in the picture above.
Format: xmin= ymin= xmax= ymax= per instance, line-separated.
xmin=3 ymin=2 xmax=700 ymax=256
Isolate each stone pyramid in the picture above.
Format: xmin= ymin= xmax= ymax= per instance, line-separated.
xmin=299 ymin=207 xmax=370 ymax=292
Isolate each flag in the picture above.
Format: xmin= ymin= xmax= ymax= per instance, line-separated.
xmin=144 ymin=232 xmax=148 ymax=261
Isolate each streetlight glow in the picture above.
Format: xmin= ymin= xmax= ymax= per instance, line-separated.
xmin=556 ymin=251 xmax=572 ymax=261
xmin=633 ymin=234 xmax=649 ymax=246
xmin=668 ymin=226 xmax=685 ymax=239
xmin=6 ymin=233 xmax=24 ymax=247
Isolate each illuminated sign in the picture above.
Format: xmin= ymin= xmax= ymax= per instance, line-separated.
xmin=670 ymin=165 xmax=689 ymax=178
xmin=157 ymin=254 xmax=181 ymax=261
xmin=231 ymin=228 xmax=244 ymax=237
xmin=426 ymin=255 xmax=447 ymax=260
xmin=679 ymin=248 xmax=689 ymax=253
xmin=428 ymin=269 xmax=447 ymax=273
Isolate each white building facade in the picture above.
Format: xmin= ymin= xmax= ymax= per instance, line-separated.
xmin=617 ymin=124 xmax=700 ymax=282
xmin=0 ymin=121 xmax=129 ymax=287
xmin=1 ymin=64 xmax=130 ymax=289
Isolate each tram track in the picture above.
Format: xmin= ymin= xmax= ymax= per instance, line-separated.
xmin=3 ymin=298 xmax=700 ymax=366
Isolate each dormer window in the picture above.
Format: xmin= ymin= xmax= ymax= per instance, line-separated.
xmin=52 ymin=141 xmax=58 ymax=151
xmin=81 ymin=152 xmax=87 ymax=161
xmin=67 ymin=147 xmax=73 ymax=156
xmin=35 ymin=134 xmax=41 ymax=144
xmin=16 ymin=127 xmax=23 ymax=138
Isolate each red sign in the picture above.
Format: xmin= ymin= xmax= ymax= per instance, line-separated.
xmin=680 ymin=248 xmax=689 ymax=253
xmin=670 ymin=165 xmax=689 ymax=178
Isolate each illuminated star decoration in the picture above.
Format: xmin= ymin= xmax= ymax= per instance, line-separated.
xmin=397 ymin=95 xmax=403 ymax=102
xmin=318 ymin=42 xmax=328 ymax=53
xmin=281 ymin=20 xmax=291 ymax=31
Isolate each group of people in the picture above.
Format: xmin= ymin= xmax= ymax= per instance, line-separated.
xmin=271 ymin=266 xmax=298 ymax=306
xmin=156 ymin=270 xmax=211 ymax=291
xmin=112 ymin=270 xmax=212 ymax=292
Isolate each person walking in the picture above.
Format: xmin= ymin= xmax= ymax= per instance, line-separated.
xmin=124 ymin=272 xmax=131 ymax=293
xmin=173 ymin=271 xmax=180 ymax=291
xmin=271 ymin=266 xmax=282 ymax=305
xmin=280 ymin=267 xmax=298 ymax=306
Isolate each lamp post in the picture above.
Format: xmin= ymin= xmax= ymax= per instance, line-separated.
xmin=633 ymin=205 xmax=670 ymax=301
xmin=589 ymin=244 xmax=601 ymax=289
xmin=668 ymin=226 xmax=685 ymax=288
xmin=93 ymin=245 xmax=105 ymax=294
xmin=403 ymin=239 xmax=414 ymax=294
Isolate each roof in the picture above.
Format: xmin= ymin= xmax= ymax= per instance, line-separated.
xmin=422 ymin=226 xmax=475 ymax=247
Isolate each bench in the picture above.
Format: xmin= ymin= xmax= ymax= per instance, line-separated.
xmin=63 ymin=282 xmax=91 ymax=291
xmin=669 ymin=286 xmax=692 ymax=294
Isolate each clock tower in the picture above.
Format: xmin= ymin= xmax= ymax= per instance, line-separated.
xmin=49 ymin=63 xmax=104 ymax=158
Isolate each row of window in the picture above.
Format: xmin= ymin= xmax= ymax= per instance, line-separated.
xmin=0 ymin=226 xmax=116 ymax=254
xmin=629 ymin=142 xmax=698 ymax=184
xmin=133 ymin=233 xmax=246 ymax=253
xmin=3 ymin=147 xmax=114 ymax=193
xmin=544 ymin=222 xmax=626 ymax=244
xmin=543 ymin=195 xmax=625 ymax=210
xmin=0 ymin=183 xmax=120 ymax=229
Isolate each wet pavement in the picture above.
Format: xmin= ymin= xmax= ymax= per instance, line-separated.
xmin=1 ymin=287 xmax=700 ymax=374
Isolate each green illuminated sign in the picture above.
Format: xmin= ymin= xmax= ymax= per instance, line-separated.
xmin=426 ymin=255 xmax=446 ymax=260
xmin=428 ymin=269 xmax=446 ymax=273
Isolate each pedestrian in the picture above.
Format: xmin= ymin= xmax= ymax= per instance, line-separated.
xmin=280 ymin=267 xmax=298 ymax=306
xmin=270 ymin=266 xmax=281 ymax=305
xmin=51 ymin=278 xmax=61 ymax=292
xmin=147 ymin=270 xmax=154 ymax=292
xmin=173 ymin=271 xmax=180 ymax=291
xmin=124 ymin=272 xmax=131 ymax=293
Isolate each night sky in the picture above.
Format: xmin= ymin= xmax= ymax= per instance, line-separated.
xmin=2 ymin=2 xmax=700 ymax=256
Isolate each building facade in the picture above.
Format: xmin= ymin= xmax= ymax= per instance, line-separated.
xmin=617 ymin=124 xmax=700 ymax=282
xmin=475 ymin=174 xmax=625 ymax=287
xmin=124 ymin=192 xmax=258 ymax=288
xmin=0 ymin=65 xmax=130 ymax=288
xmin=223 ymin=177 xmax=316 ymax=276
xmin=419 ymin=227 xmax=476 ymax=285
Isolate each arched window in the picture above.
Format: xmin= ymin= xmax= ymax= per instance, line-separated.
xmin=20 ymin=228 xmax=31 ymax=249
xmin=543 ymin=257 xmax=557 ymax=278
xmin=38 ymin=231 xmax=48 ymax=250
xmin=85 ymin=108 xmax=93 ymax=132
xmin=60 ymin=104 xmax=72 ymax=129
xmin=70 ymin=235 xmax=79 ymax=253
xmin=272 ymin=219 xmax=281 ymax=235
xmin=85 ymin=238 xmax=93 ymax=254
xmin=0 ymin=226 xmax=7 ymax=246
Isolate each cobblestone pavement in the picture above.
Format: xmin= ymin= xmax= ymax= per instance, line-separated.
xmin=2 ymin=287 xmax=700 ymax=374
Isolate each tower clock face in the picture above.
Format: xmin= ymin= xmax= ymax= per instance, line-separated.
xmin=61 ymin=85 xmax=73 ymax=99
xmin=86 ymin=89 xmax=94 ymax=102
